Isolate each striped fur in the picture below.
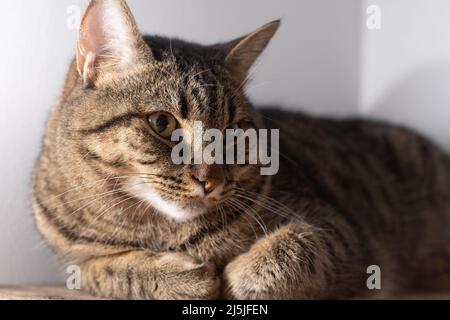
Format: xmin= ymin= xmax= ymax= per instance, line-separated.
xmin=32 ymin=1 xmax=450 ymax=299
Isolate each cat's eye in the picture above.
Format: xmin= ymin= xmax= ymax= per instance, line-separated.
xmin=148 ymin=112 xmax=178 ymax=139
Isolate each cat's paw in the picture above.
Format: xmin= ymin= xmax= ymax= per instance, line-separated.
xmin=222 ymin=225 xmax=313 ymax=300
xmin=152 ymin=252 xmax=221 ymax=300
xmin=223 ymin=247 xmax=282 ymax=300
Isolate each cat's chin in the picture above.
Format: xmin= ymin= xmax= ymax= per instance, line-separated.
xmin=125 ymin=177 xmax=211 ymax=222
xmin=169 ymin=204 xmax=209 ymax=222
xmin=152 ymin=199 xmax=211 ymax=223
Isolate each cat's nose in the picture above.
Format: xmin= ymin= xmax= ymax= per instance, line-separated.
xmin=192 ymin=176 xmax=221 ymax=194
xmin=192 ymin=164 xmax=224 ymax=195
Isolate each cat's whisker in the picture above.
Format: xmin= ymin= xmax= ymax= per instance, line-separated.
xmin=46 ymin=185 xmax=133 ymax=211
xmin=234 ymin=192 xmax=291 ymax=217
xmin=65 ymin=181 xmax=147 ymax=218
xmin=121 ymin=197 xmax=146 ymax=216
xmin=229 ymin=197 xmax=269 ymax=237
xmin=215 ymin=203 xmax=228 ymax=234
xmin=78 ymin=193 xmax=138 ymax=239
xmin=38 ymin=175 xmax=128 ymax=205
xmin=219 ymin=204 xmax=228 ymax=232
xmin=215 ymin=202 xmax=246 ymax=249
xmin=83 ymin=186 xmax=143 ymax=224
xmin=226 ymin=197 xmax=268 ymax=238
xmin=234 ymin=192 xmax=297 ymax=222
xmin=233 ymin=188 xmax=302 ymax=222
xmin=134 ymin=195 xmax=149 ymax=214
xmin=233 ymin=186 xmax=296 ymax=214
xmin=223 ymin=199 xmax=259 ymax=240
xmin=44 ymin=173 xmax=166 ymax=208
xmin=39 ymin=172 xmax=162 ymax=206
xmin=43 ymin=172 xmax=158 ymax=210
xmin=102 ymin=197 xmax=150 ymax=246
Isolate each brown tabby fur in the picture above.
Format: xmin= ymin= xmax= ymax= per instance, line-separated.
xmin=32 ymin=0 xmax=450 ymax=299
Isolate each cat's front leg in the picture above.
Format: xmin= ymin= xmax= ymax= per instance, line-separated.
xmin=223 ymin=218 xmax=365 ymax=299
xmin=80 ymin=250 xmax=221 ymax=300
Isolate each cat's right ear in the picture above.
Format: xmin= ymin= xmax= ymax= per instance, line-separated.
xmin=76 ymin=0 xmax=153 ymax=87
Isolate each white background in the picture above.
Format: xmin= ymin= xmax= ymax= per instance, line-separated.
xmin=1 ymin=0 xmax=450 ymax=284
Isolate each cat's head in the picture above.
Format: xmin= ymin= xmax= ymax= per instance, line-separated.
xmin=67 ymin=0 xmax=279 ymax=222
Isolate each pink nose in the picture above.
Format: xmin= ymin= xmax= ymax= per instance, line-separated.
xmin=192 ymin=164 xmax=224 ymax=195
xmin=192 ymin=175 xmax=222 ymax=194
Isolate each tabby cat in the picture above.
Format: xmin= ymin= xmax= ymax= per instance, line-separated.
xmin=32 ymin=0 xmax=450 ymax=299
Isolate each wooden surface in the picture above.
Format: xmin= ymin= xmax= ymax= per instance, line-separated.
xmin=0 ymin=285 xmax=449 ymax=300
xmin=0 ymin=286 xmax=99 ymax=300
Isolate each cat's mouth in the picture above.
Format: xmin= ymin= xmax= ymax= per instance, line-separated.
xmin=126 ymin=177 xmax=221 ymax=222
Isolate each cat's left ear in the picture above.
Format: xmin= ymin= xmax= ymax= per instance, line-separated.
xmin=76 ymin=0 xmax=153 ymax=87
xmin=221 ymin=20 xmax=280 ymax=84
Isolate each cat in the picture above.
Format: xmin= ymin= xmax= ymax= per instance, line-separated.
xmin=32 ymin=0 xmax=450 ymax=299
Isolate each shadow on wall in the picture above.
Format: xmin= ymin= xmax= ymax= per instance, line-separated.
xmin=370 ymin=63 xmax=450 ymax=152
xmin=241 ymin=0 xmax=364 ymax=117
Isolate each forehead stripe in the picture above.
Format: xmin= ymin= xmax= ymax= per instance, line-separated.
xmin=228 ymin=99 xmax=236 ymax=124
xmin=180 ymin=92 xmax=189 ymax=119
xmin=77 ymin=112 xmax=142 ymax=135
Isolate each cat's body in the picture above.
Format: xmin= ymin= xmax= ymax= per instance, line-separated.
xmin=32 ymin=0 xmax=450 ymax=299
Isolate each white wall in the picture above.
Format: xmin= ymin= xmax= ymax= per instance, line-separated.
xmin=0 ymin=0 xmax=448 ymax=284
xmin=361 ymin=0 xmax=450 ymax=150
